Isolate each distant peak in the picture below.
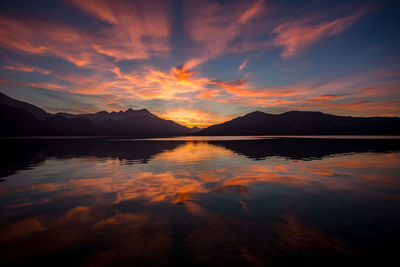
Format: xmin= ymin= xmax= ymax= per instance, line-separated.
xmin=125 ymin=108 xmax=151 ymax=114
xmin=280 ymin=110 xmax=328 ymax=117
xmin=249 ymin=110 xmax=265 ymax=115
xmin=283 ymin=110 xmax=323 ymax=114
xmin=244 ymin=110 xmax=268 ymax=117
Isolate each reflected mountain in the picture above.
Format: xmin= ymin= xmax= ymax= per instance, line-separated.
xmin=211 ymin=138 xmax=400 ymax=160
xmin=1 ymin=138 xmax=400 ymax=179
xmin=0 ymin=139 xmax=184 ymax=178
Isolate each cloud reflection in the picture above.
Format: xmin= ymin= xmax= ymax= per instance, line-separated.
xmin=0 ymin=140 xmax=400 ymax=265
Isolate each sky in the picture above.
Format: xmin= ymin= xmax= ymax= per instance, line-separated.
xmin=0 ymin=0 xmax=399 ymax=127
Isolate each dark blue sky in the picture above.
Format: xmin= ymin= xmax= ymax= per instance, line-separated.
xmin=0 ymin=0 xmax=399 ymax=127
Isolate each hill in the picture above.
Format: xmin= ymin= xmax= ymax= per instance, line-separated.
xmin=0 ymin=92 xmax=191 ymax=136
xmin=198 ymin=110 xmax=400 ymax=135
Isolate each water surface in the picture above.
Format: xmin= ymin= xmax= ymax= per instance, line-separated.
xmin=1 ymin=137 xmax=399 ymax=266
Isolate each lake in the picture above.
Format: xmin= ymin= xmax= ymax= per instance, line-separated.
xmin=1 ymin=137 xmax=400 ymax=266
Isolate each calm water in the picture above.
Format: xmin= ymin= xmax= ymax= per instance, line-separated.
xmin=1 ymin=137 xmax=400 ymax=266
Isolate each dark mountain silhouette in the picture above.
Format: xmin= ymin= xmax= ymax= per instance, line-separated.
xmin=0 ymin=92 xmax=49 ymax=120
xmin=198 ymin=110 xmax=400 ymax=135
xmin=95 ymin=114 xmax=191 ymax=136
xmin=0 ymin=104 xmax=46 ymax=136
xmin=55 ymin=108 xmax=157 ymax=124
xmin=1 ymin=92 xmax=400 ymax=136
xmin=189 ymin=126 xmax=203 ymax=133
xmin=0 ymin=92 xmax=191 ymax=136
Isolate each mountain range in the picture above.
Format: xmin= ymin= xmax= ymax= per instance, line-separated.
xmin=0 ymin=92 xmax=193 ymax=136
xmin=1 ymin=92 xmax=399 ymax=136
xmin=198 ymin=110 xmax=400 ymax=135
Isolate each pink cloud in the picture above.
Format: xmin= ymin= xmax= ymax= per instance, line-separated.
xmin=273 ymin=9 xmax=368 ymax=59
xmin=4 ymin=63 xmax=51 ymax=75
xmin=67 ymin=0 xmax=118 ymax=25
xmin=238 ymin=58 xmax=249 ymax=71
xmin=184 ymin=0 xmax=267 ymax=62
xmin=238 ymin=0 xmax=264 ymax=24
xmin=0 ymin=16 xmax=106 ymax=67
xmin=0 ymin=0 xmax=172 ymax=66
xmin=89 ymin=0 xmax=172 ymax=61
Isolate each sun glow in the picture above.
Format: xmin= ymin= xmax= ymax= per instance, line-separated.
xmin=161 ymin=108 xmax=232 ymax=128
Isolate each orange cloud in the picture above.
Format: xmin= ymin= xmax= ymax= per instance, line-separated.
xmin=303 ymin=99 xmax=400 ymax=117
xmin=211 ymin=79 xmax=307 ymax=98
xmin=173 ymin=65 xmax=194 ymax=82
xmin=0 ymin=78 xmax=66 ymax=91
xmin=307 ymin=94 xmax=349 ymax=101
xmin=4 ymin=63 xmax=51 ymax=75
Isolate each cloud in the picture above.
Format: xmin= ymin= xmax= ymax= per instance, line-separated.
xmin=173 ymin=65 xmax=194 ymax=82
xmin=0 ymin=16 xmax=106 ymax=67
xmin=238 ymin=58 xmax=249 ymax=71
xmin=307 ymin=94 xmax=349 ymax=101
xmin=238 ymin=0 xmax=264 ymax=24
xmin=184 ymin=0 xmax=267 ymax=62
xmin=273 ymin=9 xmax=368 ymax=59
xmin=67 ymin=0 xmax=118 ymax=25
xmin=0 ymin=1 xmax=397 ymax=123
xmin=4 ymin=63 xmax=51 ymax=75
xmin=211 ymin=79 xmax=306 ymax=98
xmin=0 ymin=78 xmax=66 ymax=91
xmin=83 ymin=0 xmax=172 ymax=61
xmin=0 ymin=0 xmax=172 ymax=66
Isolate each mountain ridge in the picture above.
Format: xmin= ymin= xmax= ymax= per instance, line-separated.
xmin=1 ymin=92 xmax=399 ymax=136
xmin=198 ymin=110 xmax=400 ymax=135
xmin=0 ymin=92 xmax=192 ymax=136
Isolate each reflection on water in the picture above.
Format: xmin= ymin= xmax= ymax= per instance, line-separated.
xmin=0 ymin=138 xmax=400 ymax=266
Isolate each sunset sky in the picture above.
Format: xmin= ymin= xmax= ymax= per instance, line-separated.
xmin=0 ymin=0 xmax=399 ymax=127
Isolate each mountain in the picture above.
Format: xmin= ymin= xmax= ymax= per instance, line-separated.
xmin=0 ymin=92 xmax=191 ymax=136
xmin=0 ymin=92 xmax=48 ymax=120
xmin=198 ymin=110 xmax=400 ymax=135
xmin=1 ymin=92 xmax=400 ymax=136
xmin=189 ymin=126 xmax=202 ymax=133
xmin=55 ymin=108 xmax=157 ymax=124
xmin=0 ymin=104 xmax=46 ymax=136
xmin=55 ymin=108 xmax=189 ymax=136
